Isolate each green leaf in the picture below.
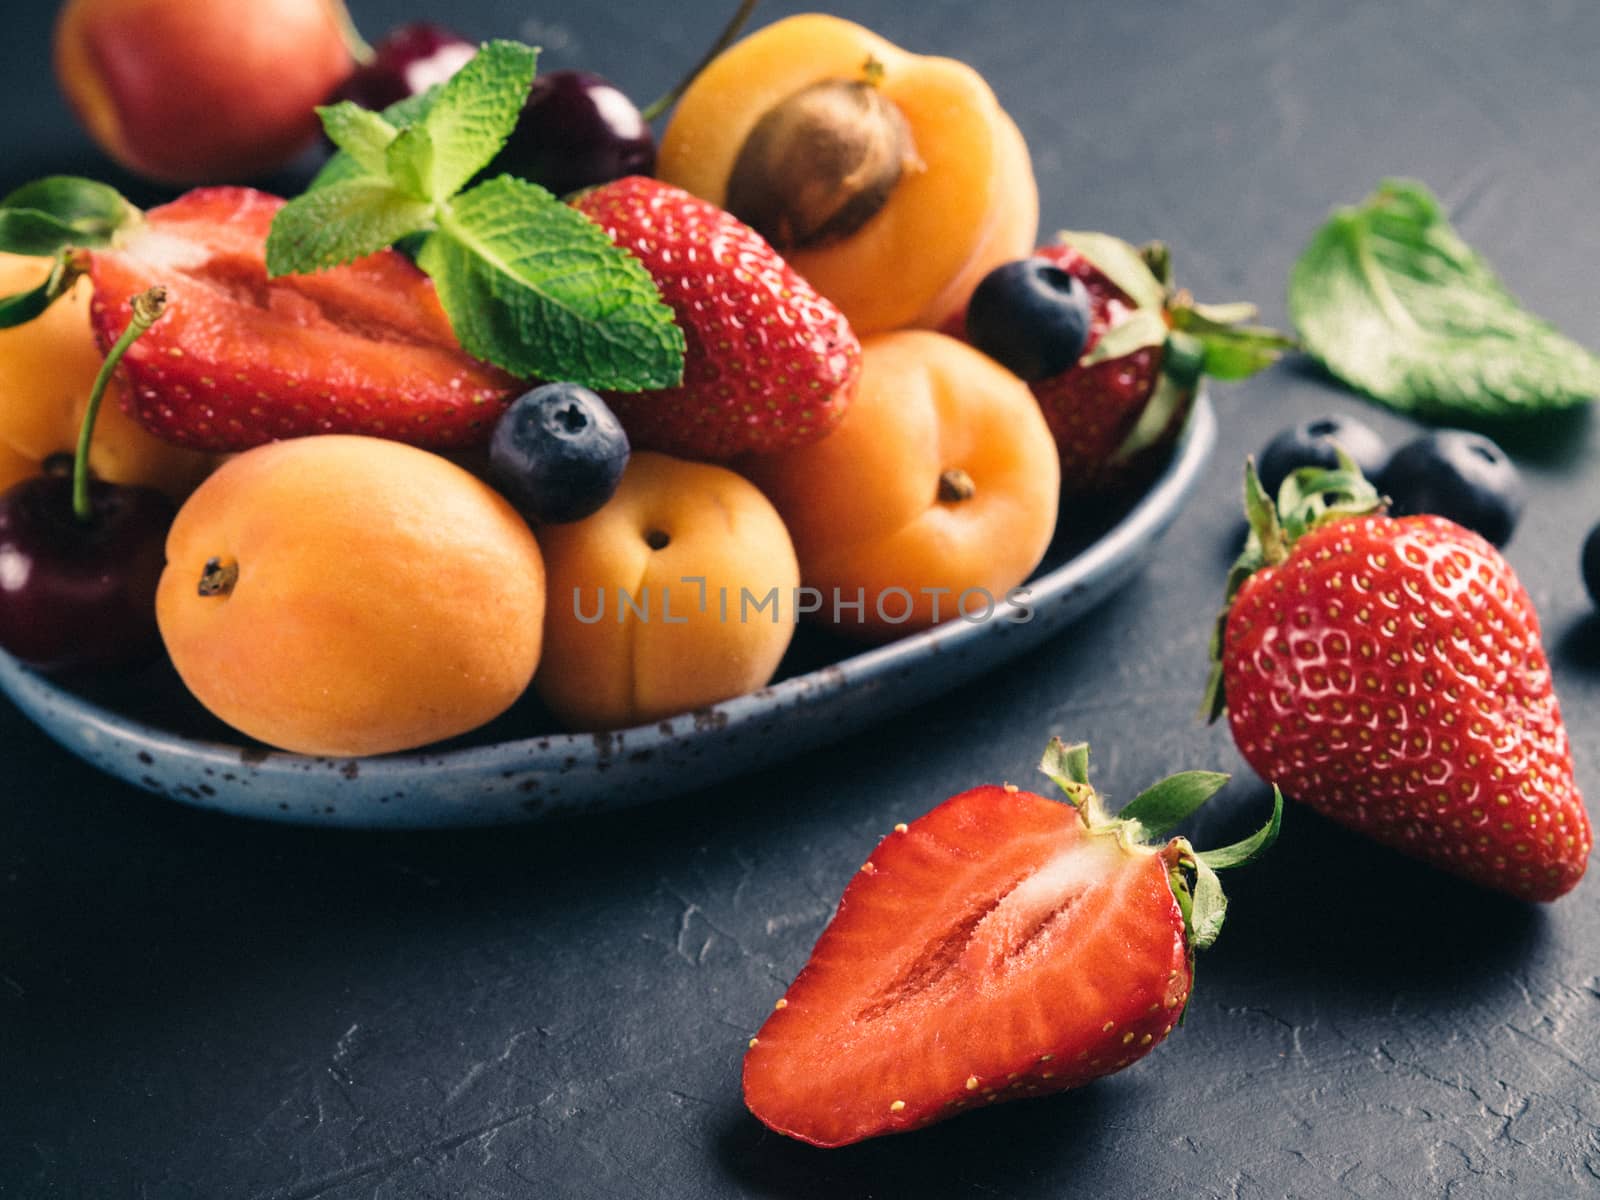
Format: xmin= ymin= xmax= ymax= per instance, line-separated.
xmin=1080 ymin=308 xmax=1167 ymax=366
xmin=0 ymin=250 xmax=77 ymax=328
xmin=0 ymin=209 xmax=91 ymax=256
xmin=1194 ymin=786 xmax=1284 ymax=871
xmin=1289 ymin=178 xmax=1600 ymax=419
xmin=416 ymin=40 xmax=538 ymax=200
xmin=1187 ymin=859 xmax=1228 ymax=950
xmin=0 ymin=176 xmax=139 ymax=245
xmin=386 ymin=125 xmax=438 ymax=201
xmin=422 ymin=175 xmax=683 ymax=388
xmin=265 ymin=178 xmax=434 ymax=276
xmin=317 ymin=101 xmax=400 ymax=176
xmin=1052 ymin=229 xmax=1167 ymax=311
xmin=1037 ymin=738 xmax=1091 ymax=796
xmin=1118 ymin=771 xmax=1230 ymax=837
xmin=312 ymin=86 xmax=445 ymax=191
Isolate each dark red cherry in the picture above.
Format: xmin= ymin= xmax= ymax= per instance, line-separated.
xmin=0 ymin=473 xmax=174 ymax=673
xmin=488 ymin=70 xmax=656 ymax=197
xmin=330 ymin=22 xmax=477 ymax=113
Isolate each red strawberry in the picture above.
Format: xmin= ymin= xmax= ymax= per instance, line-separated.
xmin=970 ymin=235 xmax=1292 ymax=494
xmin=742 ymin=740 xmax=1279 ymax=1147
xmin=571 ymin=176 xmax=860 ymax=461
xmin=85 ymin=187 xmax=518 ymax=452
xmin=1205 ymin=458 xmax=1592 ymax=901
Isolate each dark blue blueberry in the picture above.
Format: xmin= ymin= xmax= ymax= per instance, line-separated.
xmin=1582 ymin=524 xmax=1600 ymax=608
xmin=488 ymin=383 xmax=630 ymax=524
xmin=1379 ymin=430 xmax=1523 ymax=547
xmin=1255 ymin=414 xmax=1390 ymax=498
xmin=964 ymin=258 xmax=1093 ymax=382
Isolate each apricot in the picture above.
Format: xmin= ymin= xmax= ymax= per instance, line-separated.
xmin=536 ymin=452 xmax=799 ymax=731
xmin=743 ymin=330 xmax=1059 ymax=641
xmin=53 ymin=0 xmax=352 ymax=184
xmin=658 ymin=14 xmax=1038 ymax=335
xmin=157 ymin=436 xmax=545 ymax=757
xmin=0 ymin=253 xmax=212 ymax=499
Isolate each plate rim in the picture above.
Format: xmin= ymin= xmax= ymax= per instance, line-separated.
xmin=0 ymin=396 xmax=1217 ymax=821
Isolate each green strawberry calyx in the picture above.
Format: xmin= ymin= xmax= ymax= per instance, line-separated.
xmin=1053 ymin=231 xmax=1298 ymax=466
xmin=1200 ymin=452 xmax=1388 ymax=723
xmin=1036 ymin=738 xmax=1281 ymax=956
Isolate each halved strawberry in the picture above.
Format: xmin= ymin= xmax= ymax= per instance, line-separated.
xmin=85 ymin=187 xmax=519 ymax=452
xmin=742 ymin=741 xmax=1280 ymax=1147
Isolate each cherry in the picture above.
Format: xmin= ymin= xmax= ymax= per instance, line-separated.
xmin=328 ymin=22 xmax=476 ymax=114
xmin=0 ymin=286 xmax=175 ymax=673
xmin=487 ymin=71 xmax=656 ymax=197
xmin=0 ymin=472 xmax=173 ymax=672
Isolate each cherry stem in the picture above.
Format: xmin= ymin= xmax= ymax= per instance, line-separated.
xmin=639 ymin=0 xmax=760 ymax=122
xmin=72 ymin=286 xmax=167 ymax=523
xmin=329 ymin=0 xmax=375 ymax=66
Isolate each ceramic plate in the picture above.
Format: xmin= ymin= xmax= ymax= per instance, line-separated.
xmin=0 ymin=398 xmax=1216 ymax=828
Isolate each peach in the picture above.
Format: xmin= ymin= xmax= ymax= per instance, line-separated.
xmin=657 ymin=13 xmax=1037 ymax=335
xmin=0 ymin=253 xmax=212 ymax=499
xmin=157 ymin=435 xmax=545 ymax=756
xmin=53 ymin=0 xmax=353 ymax=184
xmin=743 ymin=330 xmax=1059 ymax=641
xmin=536 ymin=452 xmax=799 ymax=731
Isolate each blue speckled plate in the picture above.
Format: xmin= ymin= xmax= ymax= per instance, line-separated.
xmin=0 ymin=398 xmax=1215 ymax=828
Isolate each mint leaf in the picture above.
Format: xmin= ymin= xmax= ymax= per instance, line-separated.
xmin=385 ymin=125 xmax=437 ymax=201
xmin=1290 ymin=178 xmax=1600 ymax=419
xmin=265 ymin=179 xmax=434 ymax=276
xmin=313 ymin=88 xmax=443 ymax=191
xmin=422 ymin=176 xmax=683 ymax=388
xmin=415 ymin=40 xmax=537 ymax=200
xmin=317 ymin=102 xmax=399 ymax=176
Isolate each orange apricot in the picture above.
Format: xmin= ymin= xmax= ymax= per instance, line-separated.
xmin=157 ymin=436 xmax=545 ymax=756
xmin=658 ymin=13 xmax=1037 ymax=335
xmin=54 ymin=0 xmax=352 ymax=184
xmin=0 ymin=253 xmax=212 ymax=499
xmin=742 ymin=330 xmax=1059 ymax=641
xmin=536 ymin=452 xmax=799 ymax=731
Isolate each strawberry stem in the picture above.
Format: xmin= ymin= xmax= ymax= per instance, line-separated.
xmin=72 ymin=286 xmax=167 ymax=523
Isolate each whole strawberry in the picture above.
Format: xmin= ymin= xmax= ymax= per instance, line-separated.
xmin=968 ymin=235 xmax=1293 ymax=494
xmin=743 ymin=739 xmax=1280 ymax=1147
xmin=1205 ymin=457 xmax=1591 ymax=901
xmin=87 ymin=188 xmax=519 ymax=452
xmin=572 ymin=176 xmax=861 ymax=461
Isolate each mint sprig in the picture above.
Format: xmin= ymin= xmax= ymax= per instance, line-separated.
xmin=265 ymin=40 xmax=685 ymax=392
xmin=1289 ymin=178 xmax=1600 ymax=419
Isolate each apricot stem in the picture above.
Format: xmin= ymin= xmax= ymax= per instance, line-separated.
xmin=197 ymin=556 xmax=239 ymax=598
xmin=640 ymin=0 xmax=761 ymax=122
xmin=938 ymin=469 xmax=977 ymax=503
xmin=72 ymin=286 xmax=167 ymax=523
xmin=328 ymin=0 xmax=375 ymax=65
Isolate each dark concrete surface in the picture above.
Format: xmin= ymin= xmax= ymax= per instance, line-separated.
xmin=2 ymin=1 xmax=1598 ymax=1196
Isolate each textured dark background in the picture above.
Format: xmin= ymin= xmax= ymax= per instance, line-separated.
xmin=4 ymin=1 xmax=1600 ymax=1196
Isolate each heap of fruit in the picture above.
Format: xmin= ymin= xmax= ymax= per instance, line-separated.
xmin=5 ymin=8 xmax=1284 ymax=753
xmin=3 ymin=0 xmax=1590 ymax=1156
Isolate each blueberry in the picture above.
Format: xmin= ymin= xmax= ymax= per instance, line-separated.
xmin=488 ymin=384 xmax=630 ymax=524
xmin=1582 ymin=525 xmax=1600 ymax=608
xmin=964 ymin=258 xmax=1093 ymax=382
xmin=1255 ymin=414 xmax=1390 ymax=498
xmin=1379 ymin=430 xmax=1523 ymax=547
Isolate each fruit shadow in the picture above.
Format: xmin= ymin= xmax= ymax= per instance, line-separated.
xmin=711 ymin=1076 xmax=1131 ymax=1200
xmin=1277 ymin=356 xmax=1592 ymax=470
xmin=1177 ymin=780 xmax=1547 ymax=1002
xmin=1553 ymin=612 xmax=1600 ymax=671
